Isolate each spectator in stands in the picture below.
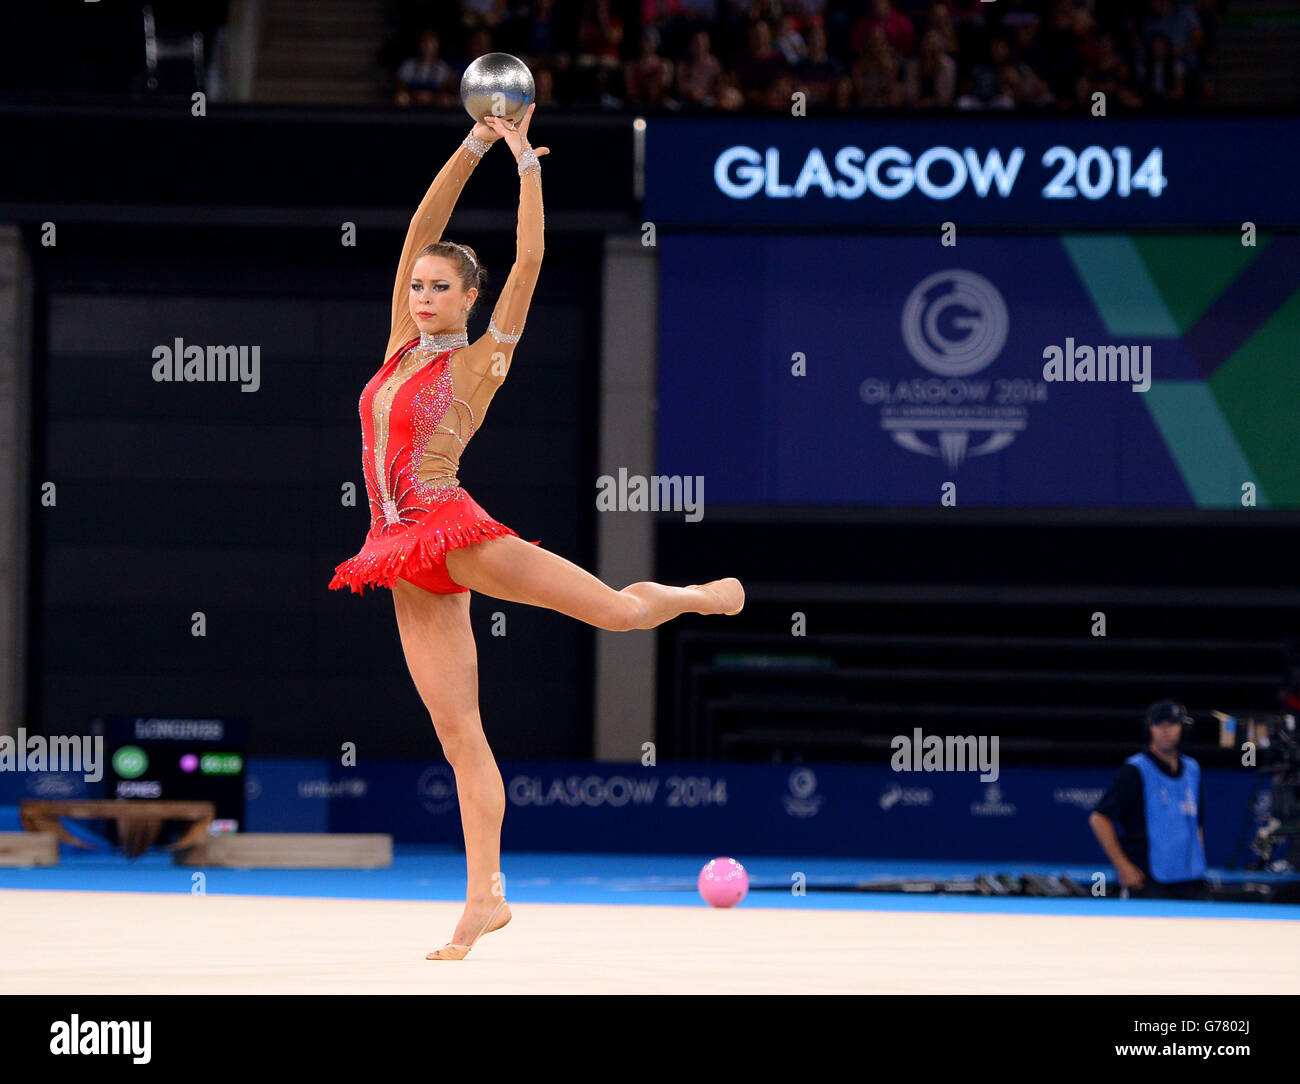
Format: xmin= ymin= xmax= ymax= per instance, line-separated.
xmin=990 ymin=35 xmax=1052 ymax=108
xmin=394 ymin=28 xmax=459 ymax=108
xmin=773 ymin=14 xmax=808 ymax=67
xmin=715 ymin=67 xmax=746 ymax=110
xmin=1080 ymin=31 xmax=1143 ymax=110
xmin=676 ymin=28 xmax=726 ymax=107
xmin=533 ymin=62 xmax=556 ymax=107
xmin=642 ymin=0 xmax=694 ymax=60
xmin=1092 ymin=0 xmax=1143 ymax=60
xmin=1135 ymin=32 xmax=1185 ymax=103
xmin=461 ymin=0 xmax=509 ymax=31
xmin=739 ymin=20 xmax=788 ymax=108
xmin=1000 ymin=4 xmax=1042 ymax=41
xmin=852 ymin=26 xmax=905 ymax=109
xmin=904 ymin=28 xmax=956 ymax=107
xmin=1030 ymin=0 xmax=1087 ymax=107
xmin=1191 ymin=0 xmax=1222 ymax=70
xmin=940 ymin=0 xmax=990 ymax=20
xmin=626 ymin=27 xmax=676 ymax=107
xmin=677 ymin=0 xmax=719 ymax=19
xmin=575 ymin=0 xmax=625 ymax=106
xmin=765 ymin=66 xmax=797 ymax=111
xmin=852 ymin=0 xmax=916 ymax=60
xmin=516 ymin=0 xmax=560 ymax=61
xmin=710 ymin=0 xmax=755 ymax=66
xmin=510 ymin=0 xmax=575 ymax=104
xmin=466 ymin=27 xmax=494 ymax=64
xmin=643 ymin=0 xmax=688 ymax=22
xmin=1144 ymin=0 xmax=1203 ymax=83
xmin=925 ymin=2 xmax=959 ymax=55
xmin=955 ymin=37 xmax=1015 ymax=110
xmin=785 ymin=0 xmax=828 ymax=19
xmin=377 ymin=0 xmax=1221 ymax=114
xmin=576 ymin=0 xmax=623 ymax=64
xmin=1089 ymin=700 xmax=1210 ymax=900
xmin=796 ymin=20 xmax=847 ymax=109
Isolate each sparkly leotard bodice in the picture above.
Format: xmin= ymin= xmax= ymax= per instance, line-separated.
xmin=358 ymin=330 xmax=508 ymax=533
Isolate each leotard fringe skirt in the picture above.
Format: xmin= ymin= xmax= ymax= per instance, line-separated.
xmin=328 ymin=486 xmax=539 ymax=596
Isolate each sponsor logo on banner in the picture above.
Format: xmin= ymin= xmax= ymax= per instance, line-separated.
xmin=879 ymin=783 xmax=934 ymax=811
xmin=1053 ymin=786 xmax=1104 ymax=810
xmin=971 ymin=782 xmax=1017 ymax=817
xmin=297 ymin=778 xmax=367 ymax=799
xmin=26 ymin=775 xmax=81 ymax=798
xmin=417 ymin=765 xmax=459 ymax=814
xmin=782 ymin=767 xmax=822 ymax=818
xmin=507 ymin=774 xmax=659 ymax=807
xmin=860 ymin=270 xmax=1045 ymax=469
xmin=244 ymin=776 xmax=263 ymax=801
xmin=130 ymin=717 xmax=225 ymax=741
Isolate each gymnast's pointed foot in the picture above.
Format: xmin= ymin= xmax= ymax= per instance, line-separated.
xmin=687 ymin=577 xmax=744 ymax=616
xmin=426 ymin=897 xmax=511 ymax=960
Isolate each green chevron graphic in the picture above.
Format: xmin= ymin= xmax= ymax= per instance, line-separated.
xmin=1209 ymin=285 xmax=1300 ymax=506
xmin=1132 ymin=234 xmax=1269 ymax=334
xmin=1143 ymin=381 xmax=1269 ymax=508
xmin=1062 ymin=235 xmax=1180 ymax=337
xmin=1063 ymin=232 xmax=1296 ymax=507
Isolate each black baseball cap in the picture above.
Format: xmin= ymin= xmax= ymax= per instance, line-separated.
xmin=1147 ymin=700 xmax=1193 ymax=727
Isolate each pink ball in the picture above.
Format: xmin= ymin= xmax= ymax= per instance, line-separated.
xmin=698 ymin=857 xmax=748 ymax=907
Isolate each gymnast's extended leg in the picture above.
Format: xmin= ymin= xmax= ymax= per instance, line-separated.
xmin=392 ymin=579 xmax=512 ymax=955
xmin=443 ymin=535 xmax=742 ymax=629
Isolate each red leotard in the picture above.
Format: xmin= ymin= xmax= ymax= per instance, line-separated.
xmin=329 ymin=131 xmax=544 ymax=595
xmin=328 ymin=336 xmax=538 ymax=595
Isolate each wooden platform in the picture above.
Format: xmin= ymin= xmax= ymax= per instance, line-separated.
xmin=0 ymin=831 xmax=58 ymax=867
xmin=19 ymin=799 xmax=214 ymax=858
xmin=0 ymin=890 xmax=1297 ymax=994
xmin=175 ymin=833 xmax=393 ymax=868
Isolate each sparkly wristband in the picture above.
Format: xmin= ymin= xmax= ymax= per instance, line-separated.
xmin=489 ymin=315 xmax=523 ymax=344
xmin=517 ymin=149 xmax=540 ymax=177
xmin=462 ymin=133 xmax=492 ymax=158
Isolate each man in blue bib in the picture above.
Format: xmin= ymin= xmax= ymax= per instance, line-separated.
xmin=1089 ymin=700 xmax=1209 ymax=900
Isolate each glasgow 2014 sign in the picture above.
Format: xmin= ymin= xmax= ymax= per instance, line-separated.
xmin=644 ymin=117 xmax=1300 ymax=229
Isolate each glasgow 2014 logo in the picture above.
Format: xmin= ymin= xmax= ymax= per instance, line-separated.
xmin=861 ymin=270 xmax=1043 ymax=469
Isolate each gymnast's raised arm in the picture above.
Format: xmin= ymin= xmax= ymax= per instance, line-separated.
xmin=459 ymin=104 xmax=547 ymax=387
xmin=386 ymin=122 xmax=499 ymax=359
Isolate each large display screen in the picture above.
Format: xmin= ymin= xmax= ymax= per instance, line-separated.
xmin=656 ymin=231 xmax=1300 ymax=508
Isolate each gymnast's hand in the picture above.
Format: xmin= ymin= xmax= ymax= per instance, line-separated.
xmin=482 ymin=104 xmax=549 ymax=162
xmin=470 ymin=118 xmax=503 ymax=146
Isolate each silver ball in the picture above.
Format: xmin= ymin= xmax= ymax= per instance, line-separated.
xmin=460 ymin=53 xmax=535 ymax=125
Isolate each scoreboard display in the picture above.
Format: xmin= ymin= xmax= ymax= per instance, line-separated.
xmin=97 ymin=715 xmax=247 ymax=834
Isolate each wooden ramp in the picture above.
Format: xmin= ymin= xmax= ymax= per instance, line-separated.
xmin=0 ymin=831 xmax=58 ymax=867
xmin=176 ymin=833 xmax=392 ymax=869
